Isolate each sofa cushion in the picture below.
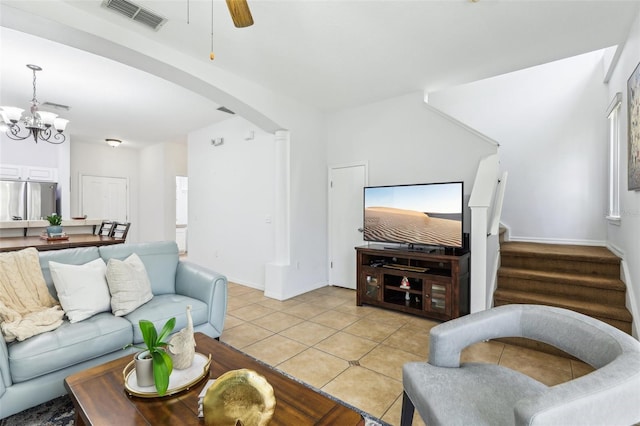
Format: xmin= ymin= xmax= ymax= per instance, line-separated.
xmin=49 ymin=258 xmax=111 ymax=323
xmin=125 ymin=294 xmax=208 ymax=344
xmin=38 ymin=247 xmax=101 ymax=300
xmin=106 ymin=254 xmax=154 ymax=316
xmin=8 ymin=312 xmax=132 ymax=383
xmin=99 ymin=242 xmax=178 ymax=295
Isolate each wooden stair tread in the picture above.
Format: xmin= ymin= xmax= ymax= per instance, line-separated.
xmin=498 ymin=267 xmax=626 ymax=290
xmin=501 ymin=242 xmax=620 ymax=264
xmin=494 ymin=289 xmax=633 ymax=322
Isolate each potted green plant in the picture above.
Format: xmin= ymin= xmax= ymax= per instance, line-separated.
xmin=45 ymin=213 xmax=63 ymax=237
xmin=125 ymin=318 xmax=176 ymax=396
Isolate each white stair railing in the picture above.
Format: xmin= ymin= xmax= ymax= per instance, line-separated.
xmin=469 ymin=154 xmax=507 ymax=313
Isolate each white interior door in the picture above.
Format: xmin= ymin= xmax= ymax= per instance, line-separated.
xmin=81 ymin=175 xmax=129 ymax=221
xmin=329 ymin=163 xmax=367 ymax=289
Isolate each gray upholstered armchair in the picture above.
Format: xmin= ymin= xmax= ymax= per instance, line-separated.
xmin=401 ymin=304 xmax=640 ymax=426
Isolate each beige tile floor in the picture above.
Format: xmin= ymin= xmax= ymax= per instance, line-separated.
xmin=221 ymin=283 xmax=594 ymax=426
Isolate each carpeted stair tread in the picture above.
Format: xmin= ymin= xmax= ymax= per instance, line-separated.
xmin=500 ymin=242 xmax=620 ymax=264
xmin=494 ymin=289 xmax=633 ymax=322
xmin=500 ymin=242 xmax=621 ymax=277
xmin=495 ymin=241 xmax=633 ymax=349
xmin=498 ymin=267 xmax=626 ymax=291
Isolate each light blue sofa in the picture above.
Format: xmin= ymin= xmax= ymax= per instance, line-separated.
xmin=0 ymin=241 xmax=227 ymax=419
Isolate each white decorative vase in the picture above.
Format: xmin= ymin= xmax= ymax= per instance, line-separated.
xmin=168 ymin=305 xmax=196 ymax=370
xmin=135 ymin=351 xmax=154 ymax=387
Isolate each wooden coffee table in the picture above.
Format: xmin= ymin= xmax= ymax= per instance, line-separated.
xmin=65 ymin=332 xmax=365 ymax=425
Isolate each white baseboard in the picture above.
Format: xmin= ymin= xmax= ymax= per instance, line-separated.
xmin=607 ymin=243 xmax=639 ymax=339
xmin=605 ymin=242 xmax=625 ymax=258
xmin=621 ymin=260 xmax=639 ymax=339
xmin=264 ymin=281 xmax=327 ymax=301
xmin=227 ymin=278 xmax=264 ymax=291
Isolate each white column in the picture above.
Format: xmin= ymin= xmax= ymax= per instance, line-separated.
xmin=273 ymin=130 xmax=290 ymax=264
xmin=265 ymin=129 xmax=291 ymax=300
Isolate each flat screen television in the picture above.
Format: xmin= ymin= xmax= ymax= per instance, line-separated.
xmin=363 ymin=181 xmax=464 ymax=249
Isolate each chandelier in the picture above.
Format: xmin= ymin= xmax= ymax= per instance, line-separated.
xmin=0 ymin=64 xmax=69 ymax=144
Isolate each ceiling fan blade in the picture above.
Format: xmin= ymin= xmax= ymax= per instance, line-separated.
xmin=225 ymin=0 xmax=254 ymax=28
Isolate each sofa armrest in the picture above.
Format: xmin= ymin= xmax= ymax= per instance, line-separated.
xmin=175 ymin=261 xmax=227 ymax=335
xmin=0 ymin=337 xmax=11 ymax=392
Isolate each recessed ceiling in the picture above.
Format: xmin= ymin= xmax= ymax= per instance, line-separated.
xmin=60 ymin=0 xmax=637 ymax=110
xmin=0 ymin=27 xmax=230 ymax=148
xmin=1 ymin=0 xmax=639 ymax=148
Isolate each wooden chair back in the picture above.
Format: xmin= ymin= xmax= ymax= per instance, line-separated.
xmin=110 ymin=222 xmax=131 ymax=240
xmin=97 ymin=221 xmax=115 ymax=237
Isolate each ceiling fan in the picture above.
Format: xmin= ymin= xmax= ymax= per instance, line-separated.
xmin=225 ymin=0 xmax=253 ymax=28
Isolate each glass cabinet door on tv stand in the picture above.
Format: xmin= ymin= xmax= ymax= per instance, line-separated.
xmin=360 ymin=268 xmax=382 ymax=301
xmin=355 ymin=245 xmax=470 ymax=321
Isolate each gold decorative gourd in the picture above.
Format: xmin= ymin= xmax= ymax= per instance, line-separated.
xmin=203 ymin=369 xmax=275 ymax=426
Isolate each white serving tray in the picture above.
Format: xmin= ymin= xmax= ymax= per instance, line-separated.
xmin=123 ymin=352 xmax=211 ymax=398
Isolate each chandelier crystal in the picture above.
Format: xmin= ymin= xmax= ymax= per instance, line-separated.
xmin=0 ymin=64 xmax=69 ymax=144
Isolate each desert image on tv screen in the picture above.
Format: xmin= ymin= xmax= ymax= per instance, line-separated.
xmin=364 ymin=183 xmax=462 ymax=247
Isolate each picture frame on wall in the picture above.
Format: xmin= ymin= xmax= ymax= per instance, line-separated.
xmin=628 ymin=61 xmax=640 ymax=191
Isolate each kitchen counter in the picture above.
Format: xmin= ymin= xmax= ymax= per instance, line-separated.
xmin=0 ymin=219 xmax=104 ymax=237
xmin=0 ymin=234 xmax=124 ymax=252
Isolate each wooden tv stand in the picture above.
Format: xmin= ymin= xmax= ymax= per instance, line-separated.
xmin=355 ymin=245 xmax=470 ymax=321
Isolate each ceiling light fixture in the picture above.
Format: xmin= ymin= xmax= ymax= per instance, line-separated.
xmin=0 ymin=64 xmax=70 ymax=144
xmin=106 ymin=138 xmax=122 ymax=148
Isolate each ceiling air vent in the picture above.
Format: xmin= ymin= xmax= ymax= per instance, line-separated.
xmin=217 ymin=106 xmax=235 ymax=115
xmin=102 ymin=0 xmax=167 ymax=31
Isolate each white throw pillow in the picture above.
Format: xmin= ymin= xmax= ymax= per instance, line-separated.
xmin=106 ymin=253 xmax=153 ymax=316
xmin=49 ymin=258 xmax=111 ymax=323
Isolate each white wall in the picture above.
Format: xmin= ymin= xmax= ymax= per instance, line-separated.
xmin=429 ymin=50 xmax=609 ymax=245
xmin=327 ymin=91 xmax=499 ymax=229
xmin=281 ymin=112 xmax=329 ymax=298
xmin=188 ymin=116 xmax=275 ymax=289
xmin=180 ymin=86 xmax=328 ymax=300
xmin=138 ymin=142 xmax=187 ymax=242
xmin=606 ymin=8 xmax=640 ymax=336
xmin=1 ymin=0 xmax=329 ymax=300
xmin=187 ymin=112 xmax=328 ymax=299
xmin=70 ymin=140 xmax=140 ymax=241
xmin=327 ymin=92 xmax=499 ymax=312
xmin=0 ymin=133 xmax=62 ymax=167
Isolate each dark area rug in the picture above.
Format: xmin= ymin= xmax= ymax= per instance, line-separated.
xmin=0 ymin=396 xmax=74 ymax=426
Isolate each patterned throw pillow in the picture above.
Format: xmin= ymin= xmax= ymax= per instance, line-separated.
xmin=105 ymin=253 xmax=153 ymax=316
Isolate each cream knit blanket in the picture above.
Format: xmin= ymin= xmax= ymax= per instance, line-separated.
xmin=0 ymin=248 xmax=64 ymax=342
